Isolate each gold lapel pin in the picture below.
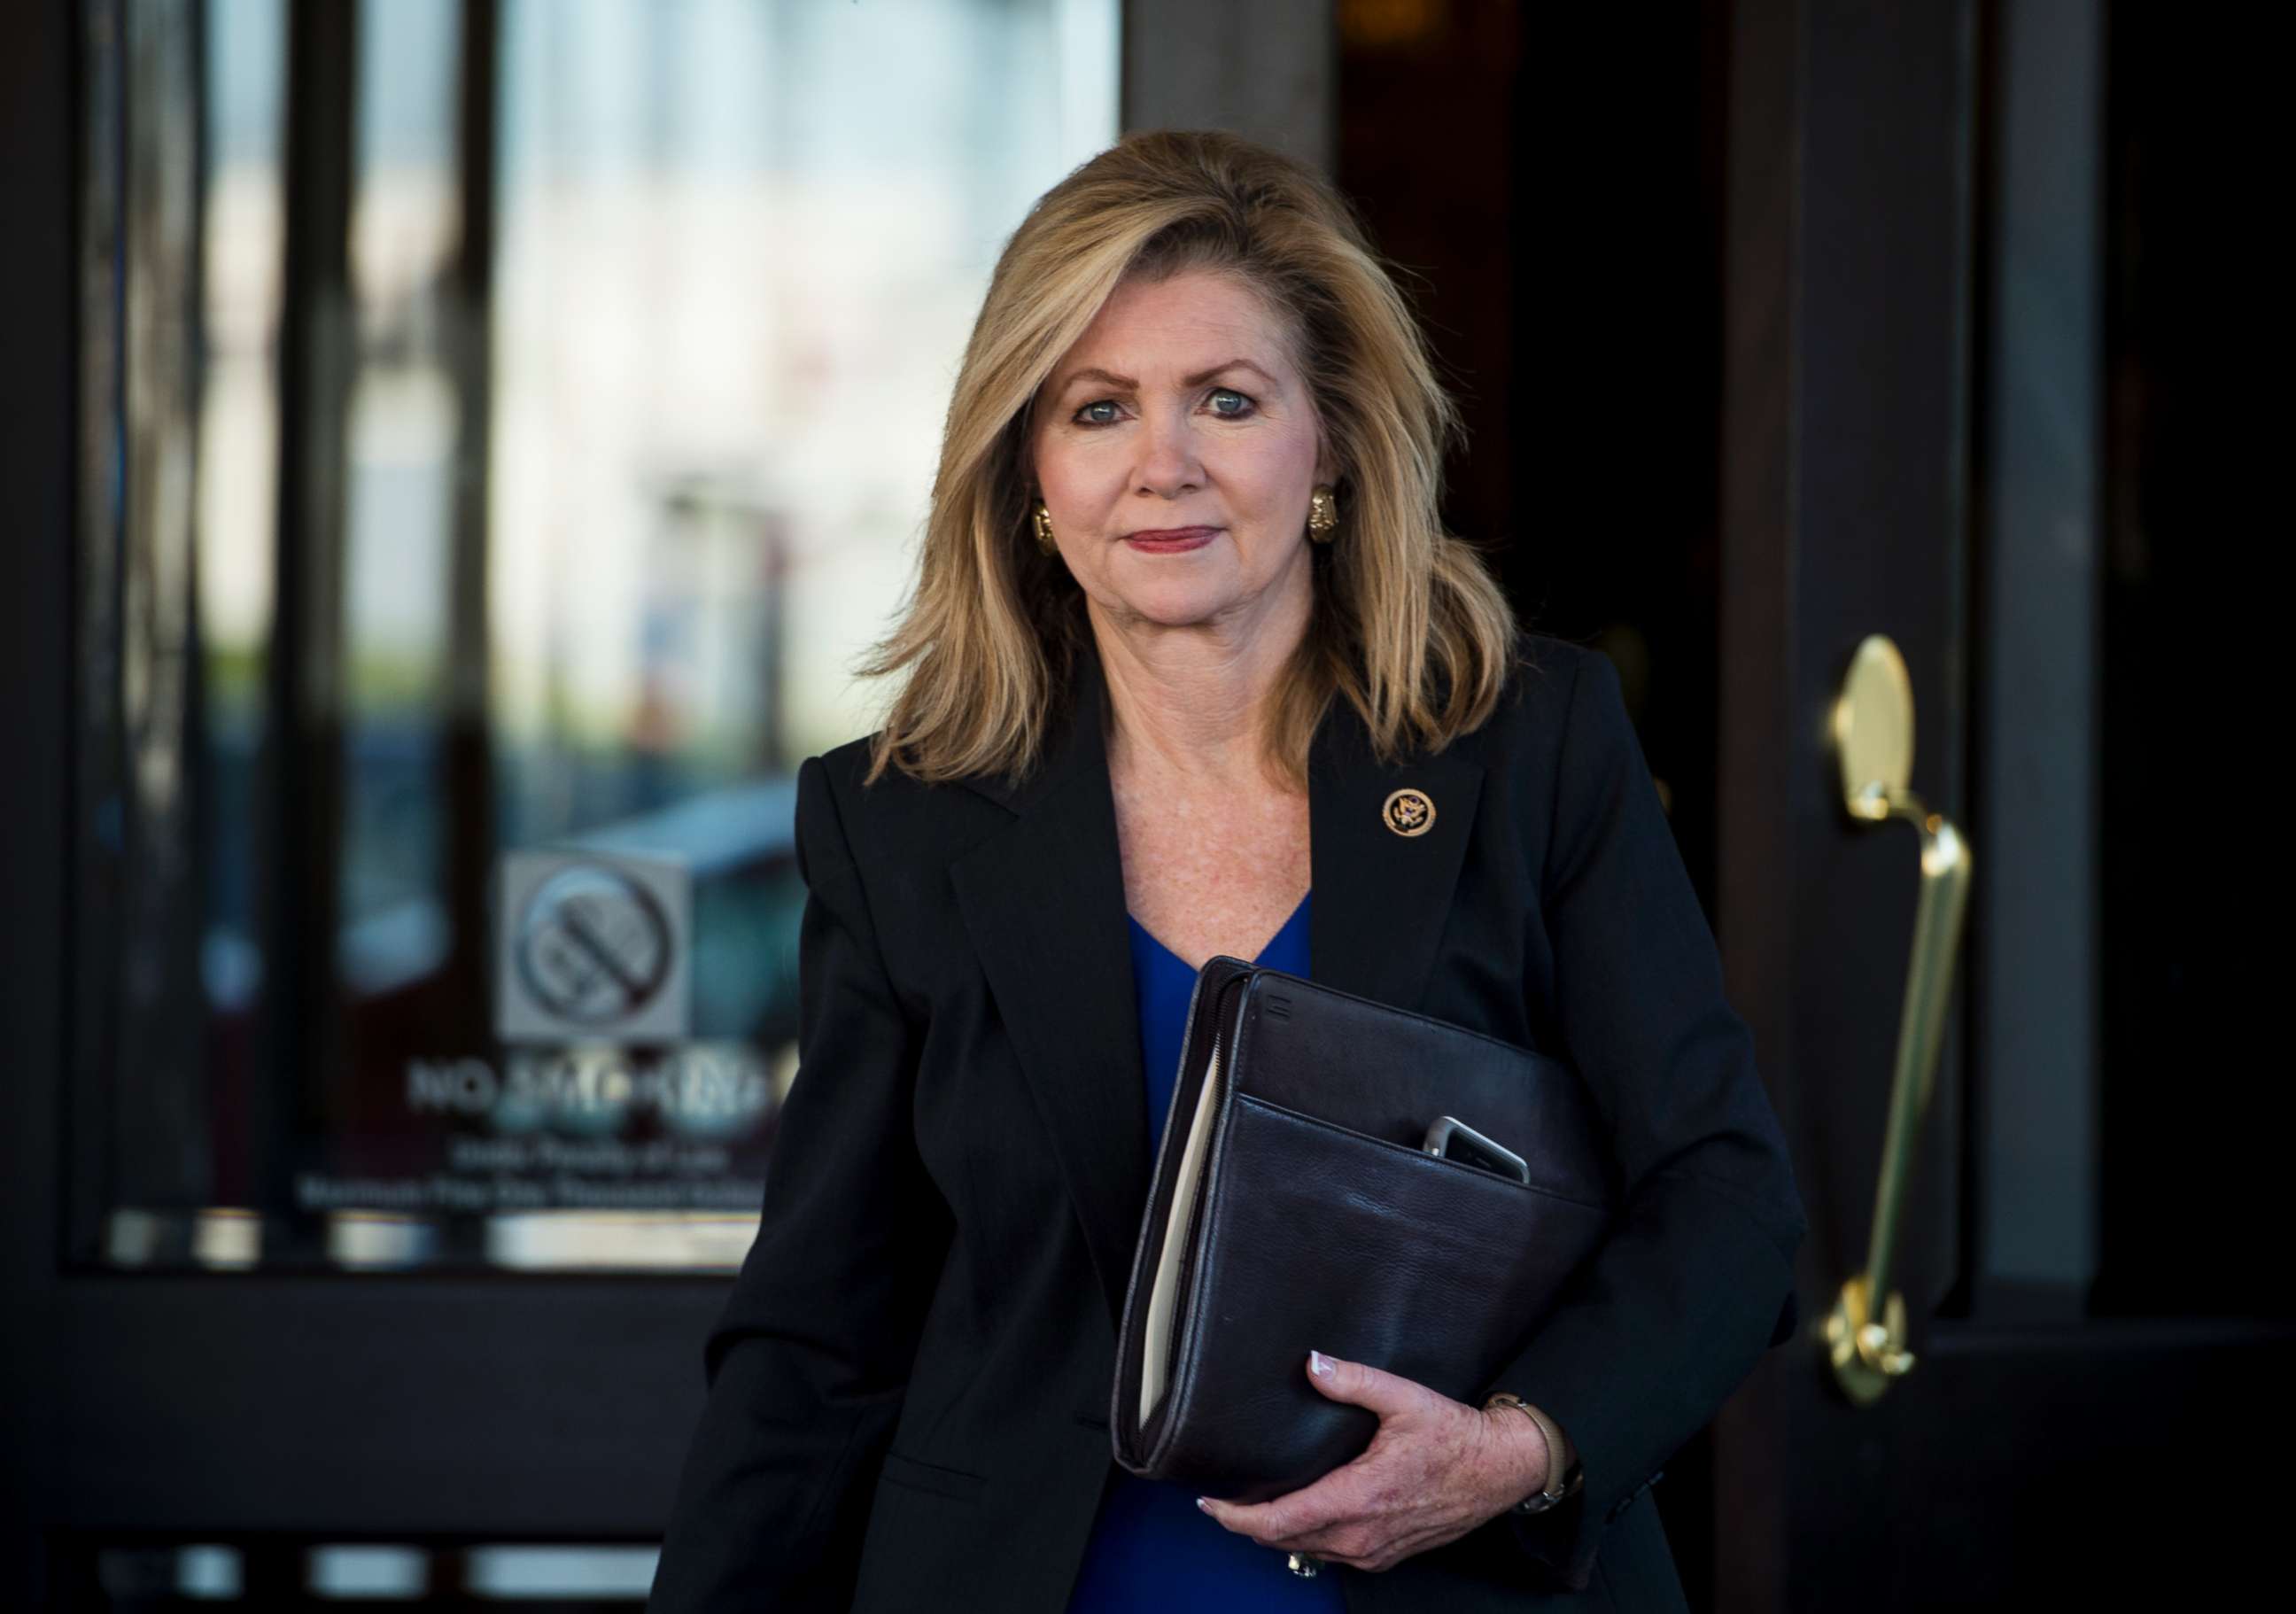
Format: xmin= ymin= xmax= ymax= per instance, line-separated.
xmin=1381 ymin=787 xmax=1435 ymax=838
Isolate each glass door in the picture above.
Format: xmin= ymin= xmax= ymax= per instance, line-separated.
xmin=7 ymin=0 xmax=1121 ymax=1601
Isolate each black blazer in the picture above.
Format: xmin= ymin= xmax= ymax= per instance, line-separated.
xmin=648 ymin=632 xmax=1808 ymax=1614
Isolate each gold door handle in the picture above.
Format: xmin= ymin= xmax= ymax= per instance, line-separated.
xmin=1821 ymin=636 xmax=1974 ymax=1405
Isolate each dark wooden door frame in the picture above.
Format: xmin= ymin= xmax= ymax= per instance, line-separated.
xmin=4 ymin=0 xmax=88 ymax=1596
xmin=1710 ymin=1 xmax=1974 ymax=1593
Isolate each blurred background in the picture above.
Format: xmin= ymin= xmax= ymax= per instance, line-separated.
xmin=0 ymin=0 xmax=2279 ymax=1607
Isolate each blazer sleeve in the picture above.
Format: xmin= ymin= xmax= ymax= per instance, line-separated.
xmin=1474 ymin=648 xmax=1809 ymax=1593
xmin=649 ymin=754 xmax=952 ymax=1613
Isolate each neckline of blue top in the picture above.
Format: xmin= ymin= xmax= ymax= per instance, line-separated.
xmin=1125 ymin=889 xmax=1311 ymax=974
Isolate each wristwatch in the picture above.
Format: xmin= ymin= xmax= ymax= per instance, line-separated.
xmin=1483 ymin=1392 xmax=1584 ymax=1515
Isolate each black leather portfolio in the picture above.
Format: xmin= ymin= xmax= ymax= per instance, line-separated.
xmin=1109 ymin=955 xmax=1617 ymax=1502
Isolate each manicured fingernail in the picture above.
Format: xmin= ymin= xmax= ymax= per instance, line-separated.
xmin=1309 ymin=1349 xmax=1334 ymax=1377
xmin=1196 ymin=1496 xmax=1213 ymax=1512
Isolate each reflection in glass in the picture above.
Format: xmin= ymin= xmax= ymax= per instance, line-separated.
xmin=94 ymin=1540 xmax=663 ymax=1602
xmin=78 ymin=0 xmax=1121 ymax=1272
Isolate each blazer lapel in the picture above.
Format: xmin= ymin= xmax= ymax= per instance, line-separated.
xmin=950 ymin=643 xmax=1147 ymax=1339
xmin=950 ymin=637 xmax=1485 ymax=1338
xmin=1306 ymin=680 xmax=1485 ymax=1015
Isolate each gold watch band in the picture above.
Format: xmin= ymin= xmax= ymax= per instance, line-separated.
xmin=1483 ymin=1392 xmax=1580 ymax=1511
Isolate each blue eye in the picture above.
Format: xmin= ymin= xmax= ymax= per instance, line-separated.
xmin=1071 ymin=389 xmax=1256 ymax=426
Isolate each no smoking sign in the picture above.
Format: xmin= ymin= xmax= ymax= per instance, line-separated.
xmin=494 ymin=848 xmax=692 ymax=1045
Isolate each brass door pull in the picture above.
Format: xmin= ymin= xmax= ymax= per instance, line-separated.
xmin=1822 ymin=635 xmax=1974 ymax=1405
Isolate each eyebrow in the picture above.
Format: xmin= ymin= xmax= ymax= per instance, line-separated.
xmin=1055 ymin=358 xmax=1281 ymax=395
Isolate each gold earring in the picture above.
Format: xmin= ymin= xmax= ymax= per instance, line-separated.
xmin=1307 ymin=485 xmax=1338 ymax=542
xmin=1032 ymin=500 xmax=1058 ymax=555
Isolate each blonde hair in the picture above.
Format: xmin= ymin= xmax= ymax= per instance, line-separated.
xmin=857 ymin=128 xmax=1520 ymax=790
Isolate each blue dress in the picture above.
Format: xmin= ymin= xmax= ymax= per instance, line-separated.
xmin=1064 ymin=891 xmax=1349 ymax=1613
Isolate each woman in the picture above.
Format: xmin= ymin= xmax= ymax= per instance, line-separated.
xmin=648 ymin=129 xmax=1806 ymax=1614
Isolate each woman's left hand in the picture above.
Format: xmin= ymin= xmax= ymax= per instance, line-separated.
xmin=1194 ymin=1349 xmax=1550 ymax=1574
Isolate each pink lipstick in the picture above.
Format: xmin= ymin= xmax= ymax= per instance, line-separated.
xmin=1122 ymin=526 xmax=1219 ymax=553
